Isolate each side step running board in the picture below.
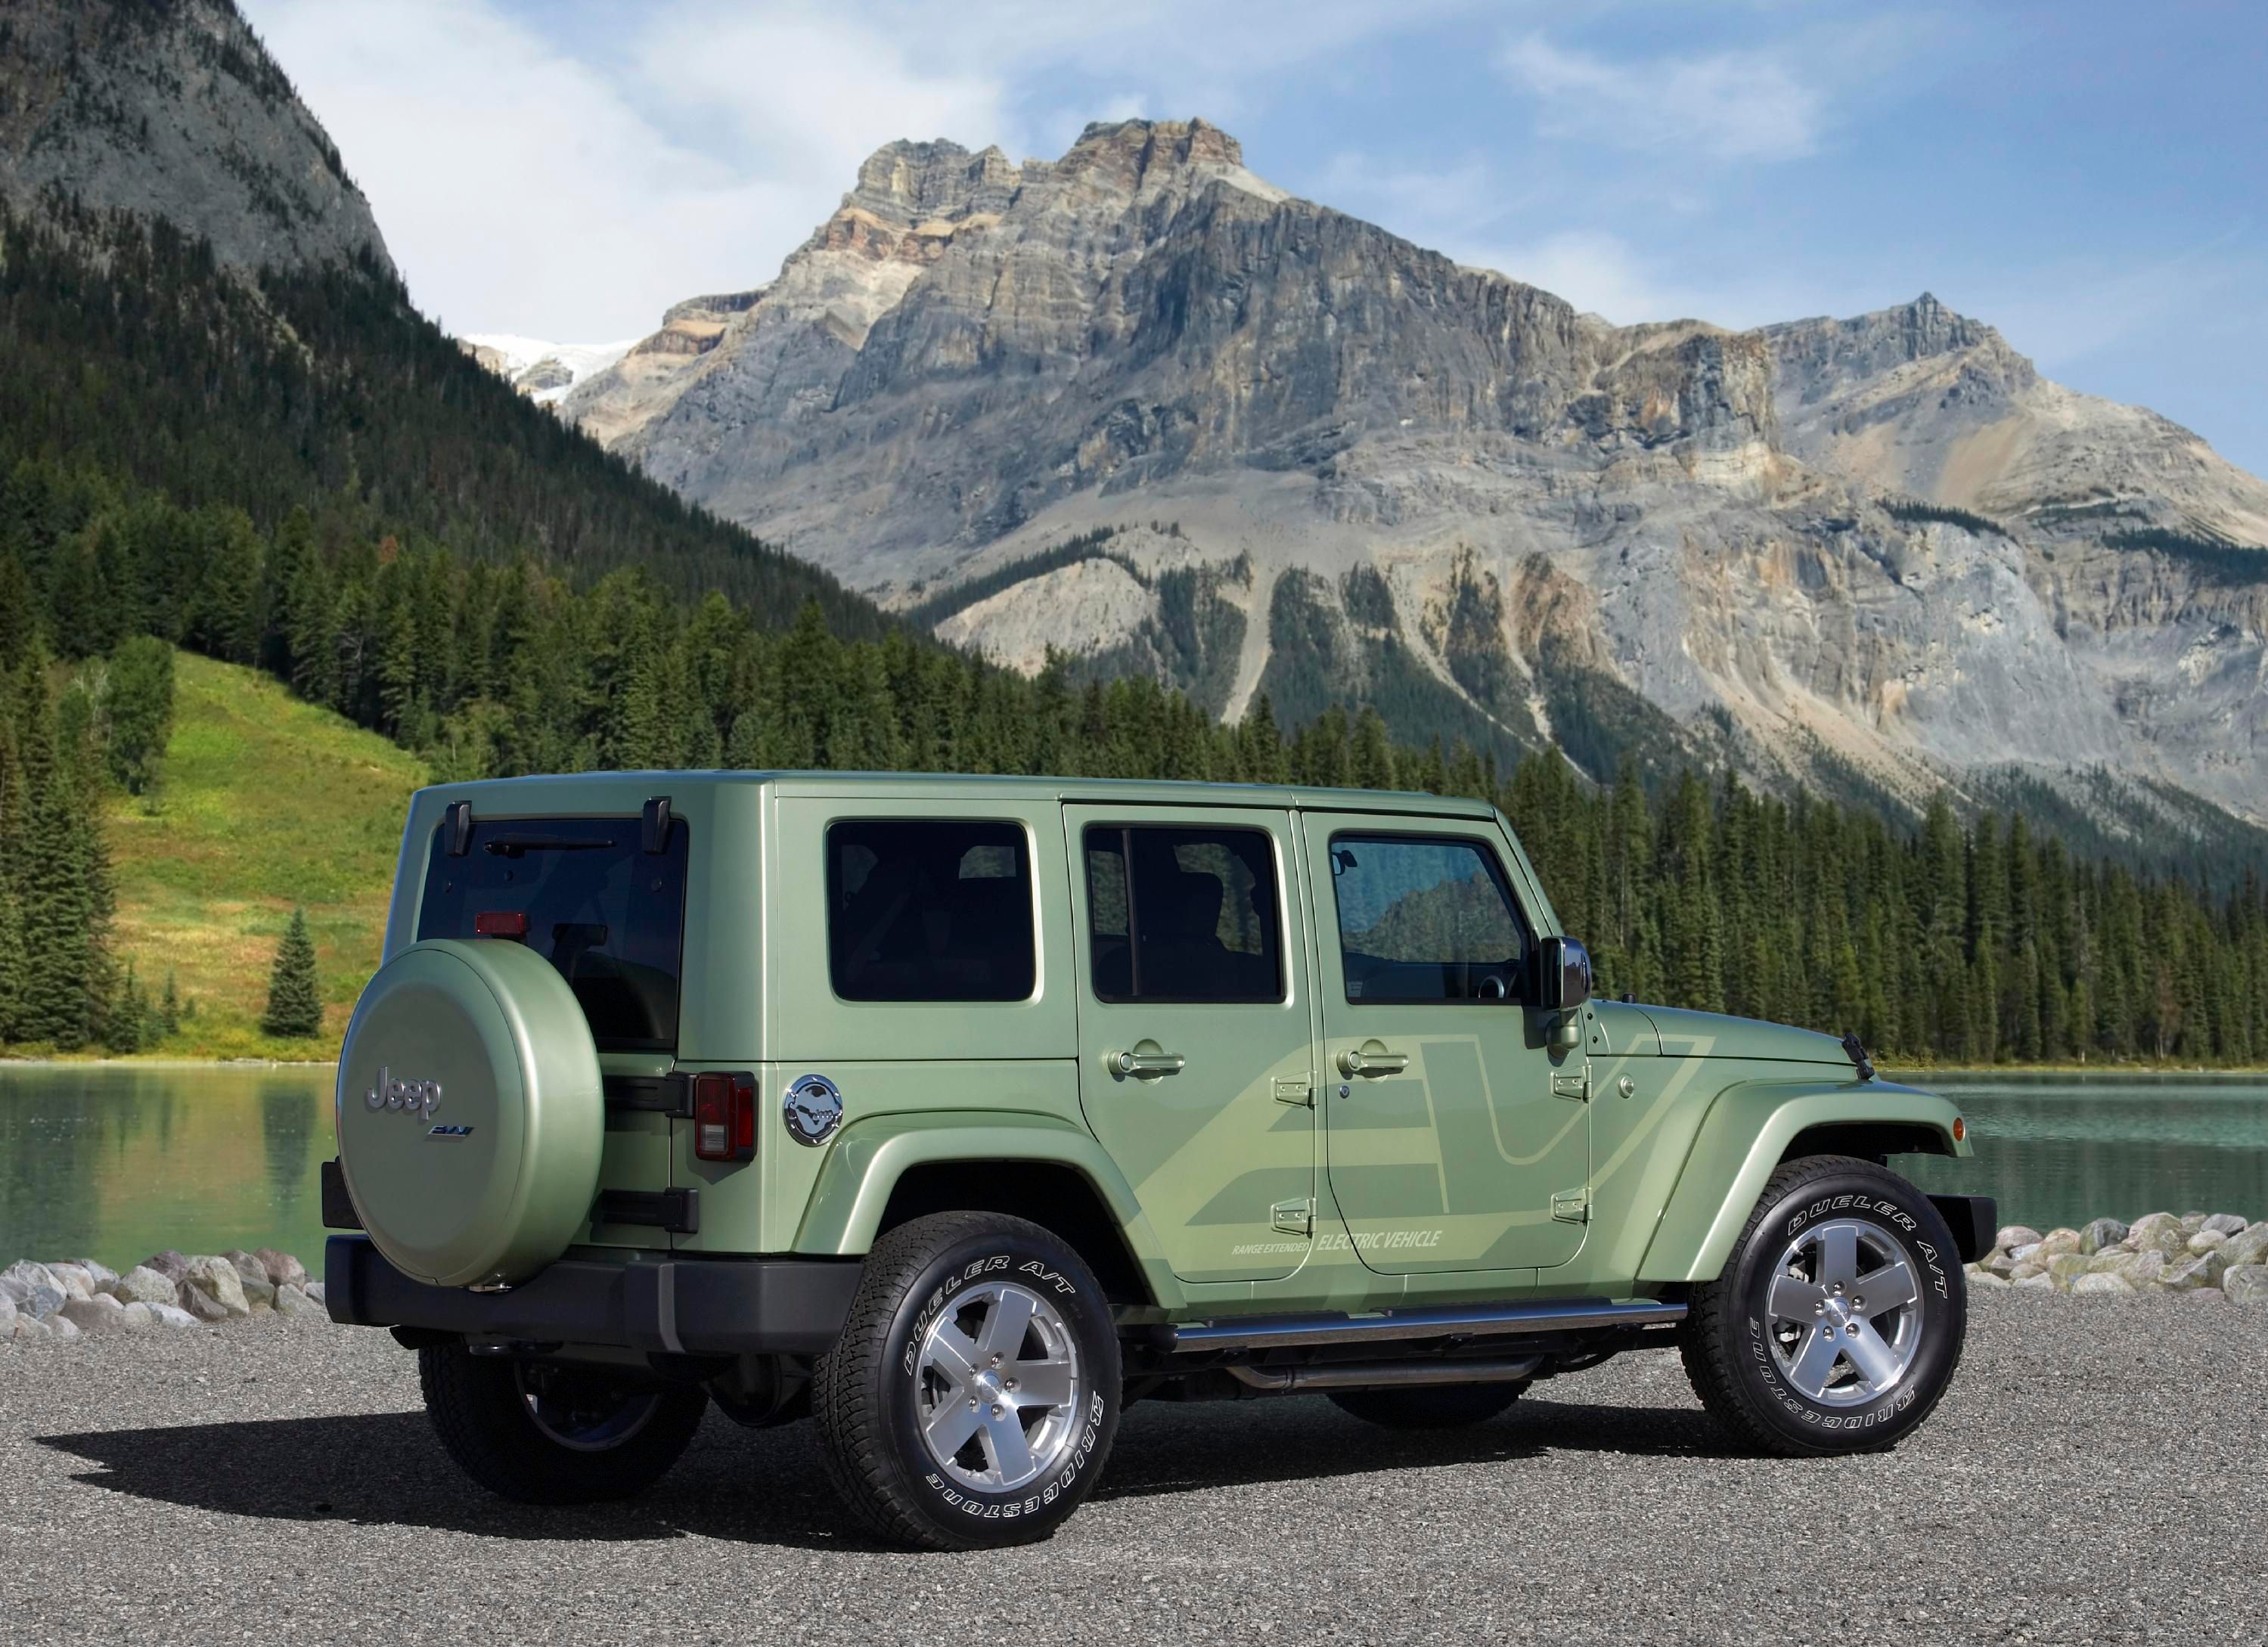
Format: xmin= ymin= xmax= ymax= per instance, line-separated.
xmin=1153 ymin=1296 xmax=1685 ymax=1354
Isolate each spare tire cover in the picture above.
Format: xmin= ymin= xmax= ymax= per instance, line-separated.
xmin=336 ymin=939 xmax=603 ymax=1288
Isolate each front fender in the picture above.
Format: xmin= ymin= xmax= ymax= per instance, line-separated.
xmin=790 ymin=1109 xmax=1187 ymax=1313
xmin=1636 ymin=1080 xmax=1969 ymax=1285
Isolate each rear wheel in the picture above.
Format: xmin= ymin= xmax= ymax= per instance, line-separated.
xmin=1682 ymin=1154 xmax=1966 ymax=1456
xmin=813 ymin=1211 xmax=1120 ymax=1550
xmin=419 ymin=1341 xmax=707 ymax=1503
xmin=1329 ymin=1380 xmax=1528 ymax=1430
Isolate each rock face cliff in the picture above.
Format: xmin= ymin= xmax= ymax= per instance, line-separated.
xmin=0 ymin=0 xmax=389 ymax=274
xmin=560 ymin=119 xmax=2268 ymax=827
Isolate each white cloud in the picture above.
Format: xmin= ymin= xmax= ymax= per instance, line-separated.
xmin=1497 ymin=33 xmax=1822 ymax=163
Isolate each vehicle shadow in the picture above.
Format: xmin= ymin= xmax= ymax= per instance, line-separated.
xmin=36 ymin=1392 xmax=1740 ymax=1544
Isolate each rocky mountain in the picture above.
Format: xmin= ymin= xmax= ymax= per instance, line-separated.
xmin=460 ymin=333 xmax=637 ymax=405
xmin=0 ymin=0 xmax=389 ymax=274
xmin=554 ymin=117 xmax=2268 ymax=830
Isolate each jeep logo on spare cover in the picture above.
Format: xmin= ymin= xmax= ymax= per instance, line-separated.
xmin=323 ymin=774 xmax=1990 ymax=1554
xmin=365 ymin=1066 xmax=442 ymax=1118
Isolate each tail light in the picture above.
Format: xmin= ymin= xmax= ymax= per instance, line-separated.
xmin=693 ymin=1072 xmax=758 ymax=1162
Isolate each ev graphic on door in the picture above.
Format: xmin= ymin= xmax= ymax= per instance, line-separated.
xmin=1300 ymin=817 xmax=1589 ymax=1275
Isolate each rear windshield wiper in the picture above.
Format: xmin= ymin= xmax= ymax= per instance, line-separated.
xmin=482 ymin=835 xmax=617 ymax=858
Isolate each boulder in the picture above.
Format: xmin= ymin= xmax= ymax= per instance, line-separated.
xmin=2077 ymin=1217 xmax=2129 ymax=1255
xmin=2008 ymin=1242 xmax=2044 ymax=1266
xmin=145 ymin=1302 xmax=199 ymax=1329
xmin=2088 ymin=1249 xmax=2167 ymax=1288
xmin=2126 ymin=1213 xmax=2187 ymax=1255
xmin=138 ymin=1249 xmax=190 ymax=1284
xmin=12 ymin=1314 xmax=49 ymax=1341
xmin=273 ymin=1283 xmax=324 ymax=1320
xmin=1 ymin=1262 xmax=66 ymax=1320
xmin=2047 ymin=1253 xmax=2093 ymax=1285
xmin=1995 ymin=1224 xmax=2043 ymax=1252
xmin=0 ymin=1291 xmax=15 ymax=1336
xmin=2188 ymin=1230 xmax=2229 ymax=1255
xmin=2224 ymin=1266 xmax=2268 ymax=1306
xmin=178 ymin=1257 xmax=250 ymax=1321
xmin=44 ymin=1312 xmax=80 ymax=1343
xmin=2008 ymin=1259 xmax=2049 ymax=1283
xmin=116 ymin=1302 xmax=156 ymax=1330
xmin=2071 ymin=1272 xmax=2136 ymax=1296
xmin=73 ymin=1258 xmax=119 ymax=1290
xmin=2180 ymin=1213 xmax=2210 ymax=1235
xmin=254 ymin=1248 xmax=308 ymax=1290
xmin=2161 ymin=1255 xmax=2222 ymax=1292
xmin=223 ymin=1251 xmax=277 ymax=1314
xmin=2185 ymin=1288 xmax=2226 ymax=1303
xmin=2199 ymin=1214 xmax=2249 ymax=1239
xmin=1979 ymin=1247 xmax=2016 ymax=1278
xmin=104 ymin=1265 xmax=178 ymax=1308
xmin=2217 ymin=1226 xmax=2268 ymax=1273
xmin=305 ymin=1281 xmax=325 ymax=1307
xmin=2012 ymin=1272 xmax=2056 ymax=1292
xmin=44 ymin=1263 xmax=96 ymax=1301
xmin=57 ymin=1294 xmax=127 ymax=1335
xmin=2035 ymin=1230 xmax=2083 ymax=1260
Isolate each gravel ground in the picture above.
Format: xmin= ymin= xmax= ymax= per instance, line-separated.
xmin=2 ymin=1293 xmax=2260 ymax=1646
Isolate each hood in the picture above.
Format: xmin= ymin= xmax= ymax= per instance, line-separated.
xmin=1624 ymin=1005 xmax=1857 ymax=1068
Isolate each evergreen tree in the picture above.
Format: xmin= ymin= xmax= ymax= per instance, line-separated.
xmin=260 ymin=907 xmax=325 ymax=1039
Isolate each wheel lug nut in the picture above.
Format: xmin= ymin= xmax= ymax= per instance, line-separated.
xmin=1004 ymin=1379 xmax=1017 ymax=1391
xmin=991 ymin=1404 xmax=1003 ymax=1416
xmin=967 ymin=1397 xmax=978 ymax=1409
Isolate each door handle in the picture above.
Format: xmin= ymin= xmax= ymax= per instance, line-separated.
xmin=1110 ymin=1047 xmax=1187 ymax=1079
xmin=1337 ymin=1045 xmax=1410 ymax=1078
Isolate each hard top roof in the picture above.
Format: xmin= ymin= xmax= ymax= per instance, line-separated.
xmin=415 ymin=769 xmax=1500 ymax=820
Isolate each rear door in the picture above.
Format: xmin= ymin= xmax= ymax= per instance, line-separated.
xmin=1065 ymin=805 xmax=1318 ymax=1284
xmin=1301 ymin=814 xmax=1587 ymax=1274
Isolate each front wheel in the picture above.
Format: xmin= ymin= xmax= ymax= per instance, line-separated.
xmin=419 ymin=1341 xmax=708 ymax=1502
xmin=1681 ymin=1154 xmax=1966 ymax=1456
xmin=812 ymin=1211 xmax=1120 ymax=1550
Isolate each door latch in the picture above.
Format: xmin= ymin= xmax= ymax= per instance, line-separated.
xmin=1271 ymin=1198 xmax=1314 ymax=1236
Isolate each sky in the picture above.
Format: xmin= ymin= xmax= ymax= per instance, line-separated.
xmin=238 ymin=0 xmax=2268 ymax=476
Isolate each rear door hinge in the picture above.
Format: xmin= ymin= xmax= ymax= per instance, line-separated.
xmin=1271 ymin=1197 xmax=1314 ymax=1236
xmin=1551 ymin=1068 xmax=1590 ymax=1103
xmin=1550 ymin=1186 xmax=1590 ymax=1224
xmin=1272 ymin=1076 xmax=1314 ymax=1108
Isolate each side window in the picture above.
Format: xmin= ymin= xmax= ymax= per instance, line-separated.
xmin=1084 ymin=825 xmax=1283 ymax=1003
xmin=826 ymin=820 xmax=1035 ymax=1002
xmin=1328 ymin=835 xmax=1528 ymax=1004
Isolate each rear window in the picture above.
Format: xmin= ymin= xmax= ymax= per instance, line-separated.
xmin=826 ymin=820 xmax=1036 ymax=1002
xmin=1084 ymin=825 xmax=1283 ymax=1003
xmin=416 ymin=814 xmax=689 ymax=1051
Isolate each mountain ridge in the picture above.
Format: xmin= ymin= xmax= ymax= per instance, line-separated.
xmin=536 ymin=117 xmax=2268 ymax=827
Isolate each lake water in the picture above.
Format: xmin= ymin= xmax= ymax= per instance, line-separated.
xmin=2 ymin=1065 xmax=2264 ymax=1270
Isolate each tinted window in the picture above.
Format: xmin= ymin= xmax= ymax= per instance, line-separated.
xmin=827 ymin=820 xmax=1035 ymax=1002
xmin=1329 ymin=836 xmax=1527 ymax=1004
xmin=1085 ymin=826 xmax=1283 ymax=1003
xmin=417 ymin=814 xmax=688 ymax=1051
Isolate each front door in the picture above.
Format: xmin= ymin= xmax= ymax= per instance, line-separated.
xmin=1301 ymin=816 xmax=1588 ymax=1274
xmin=1066 ymin=805 xmax=1317 ymax=1284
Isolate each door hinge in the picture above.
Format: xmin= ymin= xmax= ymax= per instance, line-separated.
xmin=1551 ymin=1069 xmax=1590 ymax=1103
xmin=1271 ymin=1197 xmax=1314 ymax=1236
xmin=1550 ymin=1187 xmax=1590 ymax=1224
xmin=1272 ymin=1076 xmax=1314 ymax=1108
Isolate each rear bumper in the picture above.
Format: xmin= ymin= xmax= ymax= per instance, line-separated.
xmin=1927 ymin=1193 xmax=1998 ymax=1265
xmin=324 ymin=1234 xmax=861 ymax=1357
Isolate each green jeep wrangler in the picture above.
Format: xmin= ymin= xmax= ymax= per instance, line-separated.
xmin=324 ymin=772 xmax=1989 ymax=1549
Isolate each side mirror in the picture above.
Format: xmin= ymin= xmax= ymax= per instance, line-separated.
xmin=1538 ymin=937 xmax=1592 ymax=1013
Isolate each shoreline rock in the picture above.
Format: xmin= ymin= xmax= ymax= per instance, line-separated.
xmin=1969 ymin=1211 xmax=2268 ymax=1301
xmin=4 ymin=1248 xmax=329 ymax=1344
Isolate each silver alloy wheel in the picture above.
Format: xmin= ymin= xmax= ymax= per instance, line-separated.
xmin=914 ymin=1279 xmax=1086 ymax=1493
xmin=1765 ymin=1218 xmax=1925 ymax=1407
xmin=516 ymin=1365 xmax=662 ymax=1452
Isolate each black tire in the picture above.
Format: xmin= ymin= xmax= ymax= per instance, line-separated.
xmin=1328 ymin=1380 xmax=1529 ymax=1430
xmin=813 ymin=1211 xmax=1121 ymax=1551
xmin=418 ymin=1341 xmax=707 ymax=1503
xmin=1682 ymin=1154 xmax=1967 ymax=1456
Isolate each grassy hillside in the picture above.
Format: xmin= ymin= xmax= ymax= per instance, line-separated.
xmin=104 ymin=653 xmax=422 ymax=1059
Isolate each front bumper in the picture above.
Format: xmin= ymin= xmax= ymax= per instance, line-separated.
xmin=324 ymin=1234 xmax=861 ymax=1357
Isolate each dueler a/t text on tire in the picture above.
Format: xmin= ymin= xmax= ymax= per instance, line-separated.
xmin=1682 ymin=1154 xmax=1966 ymax=1456
xmin=813 ymin=1211 xmax=1121 ymax=1551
